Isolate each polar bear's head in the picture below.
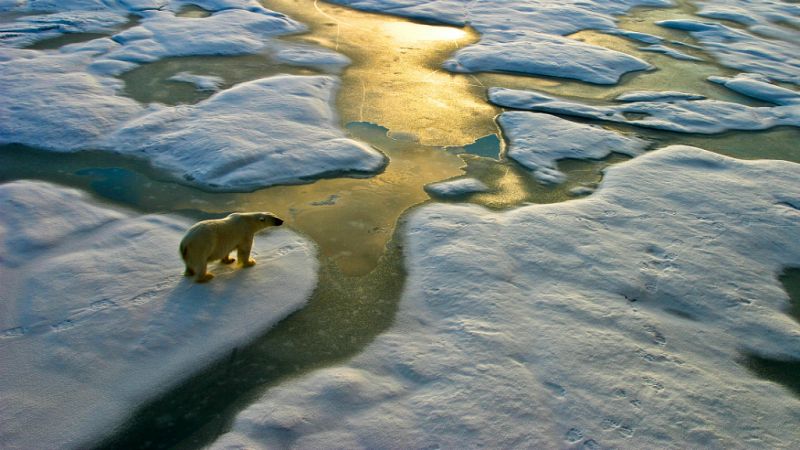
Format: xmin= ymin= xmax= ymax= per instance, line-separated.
xmin=231 ymin=212 xmax=284 ymax=231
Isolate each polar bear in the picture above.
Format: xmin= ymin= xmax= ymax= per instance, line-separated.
xmin=179 ymin=212 xmax=284 ymax=283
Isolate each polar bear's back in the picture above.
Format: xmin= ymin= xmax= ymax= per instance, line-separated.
xmin=180 ymin=216 xmax=249 ymax=262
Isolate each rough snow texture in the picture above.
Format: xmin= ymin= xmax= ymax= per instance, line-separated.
xmin=103 ymin=76 xmax=387 ymax=191
xmin=424 ymin=177 xmax=490 ymax=197
xmin=0 ymin=49 xmax=146 ymax=151
xmin=212 ymin=146 xmax=800 ymax=449
xmin=326 ymin=0 xmax=671 ymax=83
xmin=489 ymin=87 xmax=800 ymax=134
xmin=498 ymin=111 xmax=648 ymax=183
xmin=0 ymin=180 xmax=319 ymax=449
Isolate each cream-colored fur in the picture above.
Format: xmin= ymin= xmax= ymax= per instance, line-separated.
xmin=179 ymin=212 xmax=284 ymax=282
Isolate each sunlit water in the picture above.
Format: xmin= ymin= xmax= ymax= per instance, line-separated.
xmin=0 ymin=0 xmax=798 ymax=448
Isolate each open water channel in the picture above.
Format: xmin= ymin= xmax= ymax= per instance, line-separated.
xmin=0 ymin=0 xmax=797 ymax=448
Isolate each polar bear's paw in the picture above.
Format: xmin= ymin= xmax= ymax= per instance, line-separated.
xmin=197 ymin=273 xmax=215 ymax=283
xmin=241 ymin=258 xmax=257 ymax=267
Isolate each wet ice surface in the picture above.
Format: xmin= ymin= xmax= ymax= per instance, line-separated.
xmin=0 ymin=180 xmax=318 ymax=450
xmin=213 ymin=147 xmax=800 ymax=449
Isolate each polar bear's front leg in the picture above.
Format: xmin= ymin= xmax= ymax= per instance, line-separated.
xmin=221 ymin=254 xmax=235 ymax=264
xmin=237 ymin=239 xmax=256 ymax=267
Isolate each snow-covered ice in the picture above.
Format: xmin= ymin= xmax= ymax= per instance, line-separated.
xmin=489 ymin=86 xmax=800 ymax=134
xmin=212 ymin=146 xmax=800 ymax=449
xmin=102 ymin=8 xmax=304 ymax=63
xmin=442 ymin=30 xmax=651 ymax=85
xmin=0 ymin=3 xmax=384 ymax=192
xmin=424 ymin=177 xmax=490 ymax=197
xmin=0 ymin=180 xmax=319 ymax=449
xmin=104 ymin=75 xmax=387 ymax=191
xmin=0 ymin=10 xmax=129 ymax=47
xmin=0 ymin=49 xmax=146 ymax=151
xmin=167 ymin=71 xmax=224 ymax=91
xmin=708 ymin=73 xmax=800 ymax=106
xmin=268 ymin=42 xmax=351 ymax=73
xmin=615 ymin=91 xmax=706 ymax=102
xmin=656 ymin=18 xmax=799 ymax=84
xmin=637 ymin=44 xmax=702 ymax=61
xmin=498 ymin=111 xmax=649 ymax=183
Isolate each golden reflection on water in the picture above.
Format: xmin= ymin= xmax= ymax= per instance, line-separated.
xmin=263 ymin=0 xmax=499 ymax=146
xmin=227 ymin=123 xmax=464 ymax=275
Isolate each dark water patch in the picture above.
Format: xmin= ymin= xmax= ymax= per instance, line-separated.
xmin=119 ymin=54 xmax=323 ymax=105
xmin=447 ymin=133 xmax=503 ymax=159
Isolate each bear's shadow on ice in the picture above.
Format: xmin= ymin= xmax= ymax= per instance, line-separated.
xmin=158 ymin=251 xmax=281 ymax=326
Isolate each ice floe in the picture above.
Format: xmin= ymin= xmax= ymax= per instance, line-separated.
xmin=103 ymin=75 xmax=387 ymax=191
xmin=168 ymin=71 xmax=223 ymax=91
xmin=103 ymin=8 xmax=303 ymax=63
xmin=0 ymin=10 xmax=129 ymax=47
xmin=442 ymin=30 xmax=651 ymax=85
xmin=268 ymin=42 xmax=351 ymax=73
xmin=0 ymin=180 xmax=318 ymax=449
xmin=708 ymin=73 xmax=800 ymax=106
xmin=614 ymin=91 xmax=706 ymax=102
xmin=656 ymin=18 xmax=799 ymax=84
xmin=327 ymin=0 xmax=671 ymax=83
xmin=498 ymin=111 xmax=648 ymax=184
xmin=0 ymin=49 xmax=146 ymax=151
xmin=425 ymin=177 xmax=490 ymax=197
xmin=489 ymin=86 xmax=800 ymax=134
xmin=212 ymin=145 xmax=800 ymax=449
xmin=637 ymin=44 xmax=702 ymax=61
